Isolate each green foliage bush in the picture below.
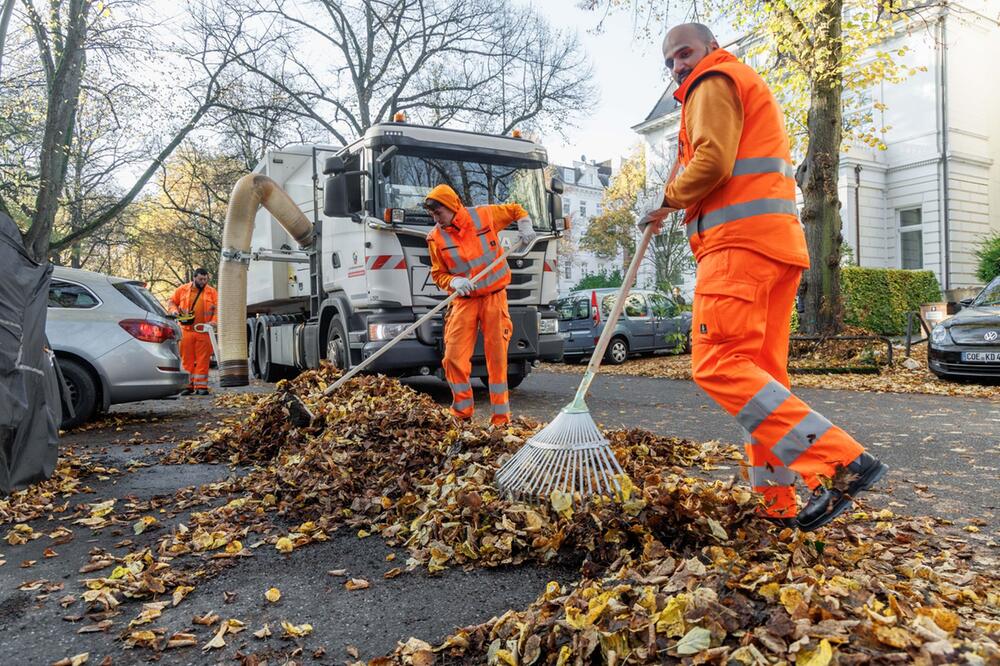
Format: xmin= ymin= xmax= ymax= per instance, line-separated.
xmin=841 ymin=267 xmax=942 ymax=335
xmin=572 ymin=268 xmax=623 ymax=291
xmin=975 ymin=233 xmax=1000 ymax=283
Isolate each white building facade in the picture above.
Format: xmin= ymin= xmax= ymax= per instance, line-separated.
xmin=632 ymin=1 xmax=1000 ymax=299
xmin=555 ymin=158 xmax=614 ymax=297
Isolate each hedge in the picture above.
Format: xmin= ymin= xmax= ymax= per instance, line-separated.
xmin=975 ymin=233 xmax=1000 ymax=283
xmin=841 ymin=267 xmax=942 ymax=335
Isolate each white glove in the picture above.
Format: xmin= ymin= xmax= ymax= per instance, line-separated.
xmin=637 ymin=207 xmax=676 ymax=232
xmin=516 ymin=217 xmax=537 ymax=247
xmin=450 ymin=276 xmax=475 ymax=296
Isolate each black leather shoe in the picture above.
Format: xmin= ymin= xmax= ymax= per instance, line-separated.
xmin=179 ymin=388 xmax=194 ymax=396
xmin=797 ymin=452 xmax=888 ymax=532
xmin=195 ymin=389 xmax=210 ymax=396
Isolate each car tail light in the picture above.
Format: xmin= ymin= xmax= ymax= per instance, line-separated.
xmin=591 ymin=290 xmax=600 ymax=326
xmin=119 ymin=319 xmax=175 ymax=343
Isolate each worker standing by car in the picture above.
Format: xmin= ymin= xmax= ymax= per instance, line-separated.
xmin=640 ymin=23 xmax=887 ymax=531
xmin=167 ymin=268 xmax=218 ymax=396
xmin=423 ymin=184 xmax=536 ymax=426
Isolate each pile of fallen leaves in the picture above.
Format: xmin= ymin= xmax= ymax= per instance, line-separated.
xmin=150 ymin=367 xmax=1000 ymax=663
xmin=0 ymin=447 xmax=119 ymax=524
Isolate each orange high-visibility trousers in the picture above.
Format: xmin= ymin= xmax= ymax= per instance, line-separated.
xmin=442 ymin=289 xmax=512 ymax=426
xmin=179 ymin=329 xmax=212 ymax=391
xmin=691 ymin=248 xmax=866 ymax=518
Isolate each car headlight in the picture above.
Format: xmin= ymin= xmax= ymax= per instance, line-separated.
xmin=538 ymin=316 xmax=558 ymax=335
xmin=368 ymin=322 xmax=415 ymax=341
xmin=930 ymin=324 xmax=949 ymax=345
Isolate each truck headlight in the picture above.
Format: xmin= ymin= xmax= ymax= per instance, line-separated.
xmin=368 ymin=322 xmax=416 ymax=341
xmin=538 ymin=317 xmax=558 ymax=335
xmin=931 ymin=325 xmax=948 ymax=345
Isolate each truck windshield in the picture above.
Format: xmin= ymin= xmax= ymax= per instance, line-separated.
xmin=381 ymin=152 xmax=549 ymax=230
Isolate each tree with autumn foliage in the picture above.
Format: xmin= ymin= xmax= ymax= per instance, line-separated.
xmin=581 ymin=148 xmax=646 ymax=274
xmin=581 ymin=0 xmax=923 ymax=334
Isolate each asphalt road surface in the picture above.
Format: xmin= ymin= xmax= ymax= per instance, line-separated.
xmin=1 ymin=368 xmax=996 ymax=664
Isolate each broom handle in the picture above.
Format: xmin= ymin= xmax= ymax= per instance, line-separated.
xmin=323 ymin=245 xmax=514 ymax=396
xmin=569 ymin=161 xmax=681 ymax=410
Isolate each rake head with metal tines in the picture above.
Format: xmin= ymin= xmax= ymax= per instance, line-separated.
xmin=495 ymin=408 xmax=625 ymax=500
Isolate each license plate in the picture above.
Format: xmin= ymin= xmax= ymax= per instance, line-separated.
xmin=961 ymin=351 xmax=1000 ymax=363
xmin=560 ymin=332 xmax=571 ymax=339
xmin=410 ymin=266 xmax=445 ymax=296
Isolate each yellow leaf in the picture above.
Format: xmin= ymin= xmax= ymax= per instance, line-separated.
xmin=655 ymin=595 xmax=687 ymax=637
xmin=796 ymin=638 xmax=833 ymax=666
xmin=345 ymin=578 xmax=370 ymax=591
xmin=549 ymin=490 xmax=573 ymax=519
xmin=253 ymin=623 xmax=272 ymax=639
xmin=555 ymin=645 xmax=572 ymax=666
xmin=779 ymin=586 xmax=806 ymax=614
xmin=225 ymin=540 xmax=243 ymax=554
xmin=280 ymin=620 xmax=313 ymax=638
xmin=265 ymin=587 xmax=281 ymax=603
xmin=172 ymin=585 xmax=194 ymax=607
xmin=275 ymin=537 xmax=294 ymax=553
xmin=873 ymin=625 xmax=915 ymax=649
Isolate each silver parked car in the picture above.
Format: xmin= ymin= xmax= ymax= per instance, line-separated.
xmin=46 ymin=267 xmax=189 ymax=428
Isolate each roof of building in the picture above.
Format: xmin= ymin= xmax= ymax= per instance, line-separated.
xmin=555 ymin=159 xmax=613 ymax=189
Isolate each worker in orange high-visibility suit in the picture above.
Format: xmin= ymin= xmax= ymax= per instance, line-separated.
xmin=424 ymin=184 xmax=537 ymax=426
xmin=641 ymin=23 xmax=887 ymax=532
xmin=167 ymin=267 xmax=218 ymax=396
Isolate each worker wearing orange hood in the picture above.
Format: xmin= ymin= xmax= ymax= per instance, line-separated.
xmin=424 ymin=184 xmax=536 ymax=426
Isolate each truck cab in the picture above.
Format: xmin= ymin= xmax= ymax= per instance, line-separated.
xmin=244 ymin=122 xmax=566 ymax=388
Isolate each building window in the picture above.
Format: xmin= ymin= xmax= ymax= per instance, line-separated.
xmin=564 ymin=197 xmax=571 ymax=212
xmin=596 ymin=202 xmax=603 ymax=216
xmin=564 ymin=263 xmax=572 ymax=279
xmin=899 ymin=208 xmax=922 ymax=269
xmin=579 ymin=201 xmax=586 ymax=217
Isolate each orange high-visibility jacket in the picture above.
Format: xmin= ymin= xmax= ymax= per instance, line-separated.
xmin=425 ymin=185 xmax=528 ymax=297
xmin=673 ymin=49 xmax=809 ymax=268
xmin=167 ymin=283 xmax=218 ymax=327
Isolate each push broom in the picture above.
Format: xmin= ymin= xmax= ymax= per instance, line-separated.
xmin=495 ymin=193 xmax=676 ymax=501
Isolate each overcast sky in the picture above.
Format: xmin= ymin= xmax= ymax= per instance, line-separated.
xmin=527 ymin=0 xmax=672 ymax=168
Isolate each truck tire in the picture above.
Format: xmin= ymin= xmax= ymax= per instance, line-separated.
xmin=256 ymin=323 xmax=283 ymax=383
xmin=58 ymin=357 xmax=97 ymax=429
xmin=605 ymin=337 xmax=629 ymax=365
xmin=325 ymin=317 xmax=351 ymax=371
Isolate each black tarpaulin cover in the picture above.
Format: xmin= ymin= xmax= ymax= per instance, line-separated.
xmin=0 ymin=212 xmax=61 ymax=495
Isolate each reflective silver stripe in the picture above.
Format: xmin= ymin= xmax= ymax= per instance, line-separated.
xmin=748 ymin=465 xmax=799 ymax=487
xmin=449 ymin=382 xmax=472 ymax=394
xmin=732 ymin=157 xmax=795 ymax=179
xmin=437 ymin=226 xmax=469 ymax=273
xmin=492 ymin=403 xmax=510 ymax=415
xmin=474 ymin=265 xmax=510 ymax=292
xmin=737 ymin=381 xmax=791 ymax=434
xmin=452 ymin=397 xmax=474 ymax=411
xmin=468 ymin=208 xmax=487 ymax=231
xmin=688 ymin=198 xmax=799 ymax=239
xmin=489 ymin=383 xmax=507 ymax=394
xmin=772 ymin=411 xmax=835 ymax=466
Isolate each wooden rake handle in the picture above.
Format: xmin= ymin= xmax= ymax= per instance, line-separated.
xmin=570 ymin=160 xmax=682 ymax=407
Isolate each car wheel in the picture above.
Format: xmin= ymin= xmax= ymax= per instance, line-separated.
xmin=684 ymin=331 xmax=692 ymax=354
xmin=605 ymin=337 xmax=629 ymax=365
xmin=507 ymin=372 xmax=526 ymax=389
xmin=58 ymin=357 xmax=97 ymax=429
xmin=325 ymin=317 xmax=351 ymax=372
xmin=562 ymin=355 xmax=581 ymax=365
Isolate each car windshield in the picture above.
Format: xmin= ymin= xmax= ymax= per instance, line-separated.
xmin=380 ymin=151 xmax=549 ymax=230
xmin=556 ymin=298 xmax=589 ymax=320
xmin=972 ymin=276 xmax=1000 ymax=307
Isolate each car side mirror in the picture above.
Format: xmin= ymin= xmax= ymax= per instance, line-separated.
xmin=323 ymin=156 xmax=346 ymax=176
xmin=550 ymin=177 xmax=564 ymax=194
xmin=959 ymin=298 xmax=974 ymax=308
xmin=549 ymin=193 xmax=563 ymax=231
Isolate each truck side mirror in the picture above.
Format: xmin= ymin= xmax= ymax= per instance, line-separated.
xmin=550 ymin=177 xmax=565 ymax=194
xmin=324 ymin=172 xmax=362 ymax=217
xmin=549 ymin=193 xmax=563 ymax=231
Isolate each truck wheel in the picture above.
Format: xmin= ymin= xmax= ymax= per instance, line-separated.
xmin=256 ymin=324 xmax=282 ymax=383
xmin=325 ymin=318 xmax=351 ymax=371
xmin=605 ymin=337 xmax=629 ymax=365
xmin=58 ymin=357 xmax=97 ymax=429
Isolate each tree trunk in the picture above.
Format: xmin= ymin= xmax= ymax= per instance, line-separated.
xmin=23 ymin=1 xmax=89 ymax=262
xmin=796 ymin=0 xmax=844 ymax=336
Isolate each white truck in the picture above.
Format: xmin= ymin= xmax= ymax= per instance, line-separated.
xmin=233 ymin=121 xmax=566 ymax=388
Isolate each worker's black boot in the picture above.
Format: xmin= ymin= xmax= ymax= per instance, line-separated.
xmin=195 ymin=389 xmax=210 ymax=396
xmin=179 ymin=388 xmax=194 ymax=396
xmin=761 ymin=515 xmax=798 ymax=530
xmin=797 ymin=452 xmax=888 ymax=532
